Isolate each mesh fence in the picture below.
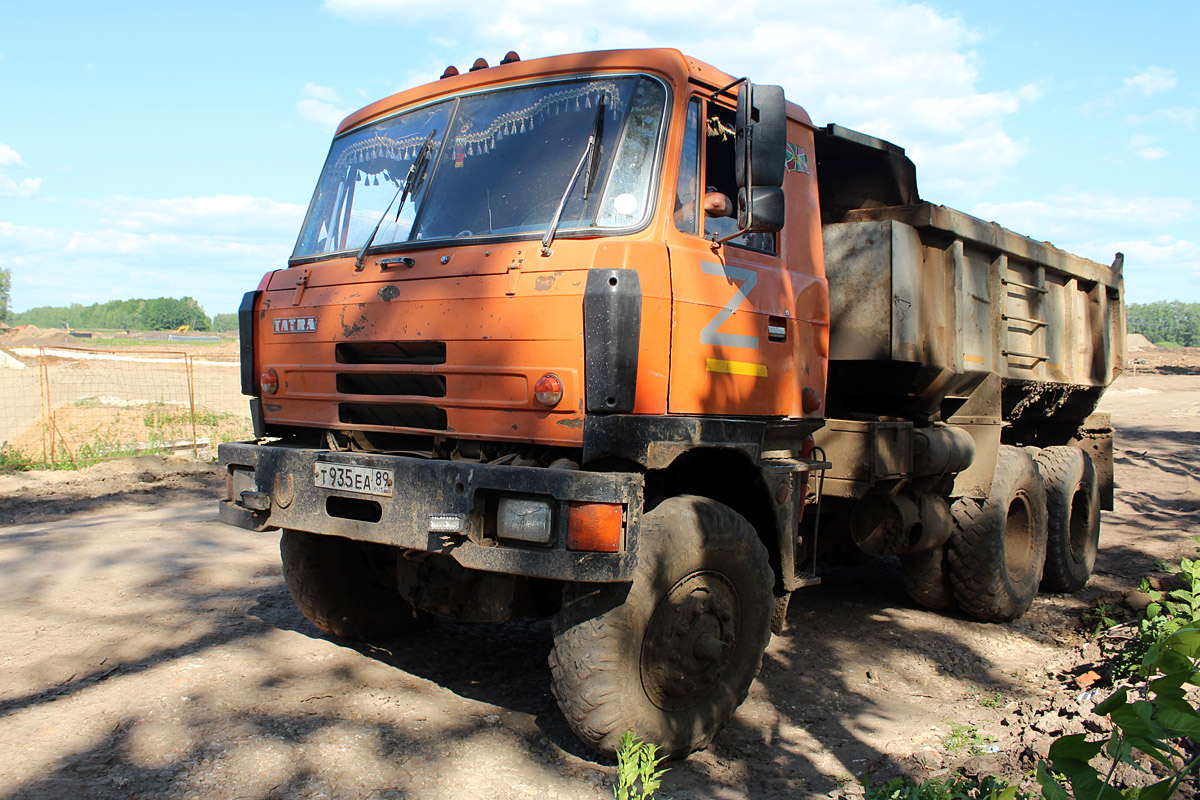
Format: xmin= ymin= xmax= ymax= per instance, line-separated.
xmin=0 ymin=346 xmax=252 ymax=469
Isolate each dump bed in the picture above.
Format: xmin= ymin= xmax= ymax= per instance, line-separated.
xmin=812 ymin=122 xmax=1125 ymax=442
xmin=822 ymin=201 xmax=1125 ymax=433
xmin=820 ymin=203 xmax=1118 ymax=431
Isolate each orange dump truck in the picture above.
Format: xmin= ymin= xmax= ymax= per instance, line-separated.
xmin=218 ymin=48 xmax=1125 ymax=757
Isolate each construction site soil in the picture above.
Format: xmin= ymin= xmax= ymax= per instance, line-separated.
xmin=1 ymin=348 xmax=1198 ymax=799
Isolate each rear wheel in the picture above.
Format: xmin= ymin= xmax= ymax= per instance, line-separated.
xmin=548 ymin=495 xmax=774 ymax=758
xmin=947 ymin=446 xmax=1048 ymax=621
xmin=1034 ymin=446 xmax=1101 ymax=592
xmin=280 ymin=530 xmax=426 ymax=640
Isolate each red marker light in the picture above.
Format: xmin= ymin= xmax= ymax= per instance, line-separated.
xmin=260 ymin=368 xmax=279 ymax=395
xmin=533 ymin=373 xmax=563 ymax=407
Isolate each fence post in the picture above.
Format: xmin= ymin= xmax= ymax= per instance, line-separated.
xmin=187 ymin=354 xmax=198 ymax=458
xmin=38 ymin=348 xmax=51 ymax=468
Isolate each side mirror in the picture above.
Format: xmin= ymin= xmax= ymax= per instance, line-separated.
xmin=734 ymin=84 xmax=787 ymax=233
xmin=737 ymin=186 xmax=785 ymax=233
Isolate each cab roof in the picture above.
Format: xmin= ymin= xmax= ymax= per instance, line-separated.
xmin=336 ymin=48 xmax=812 ymax=135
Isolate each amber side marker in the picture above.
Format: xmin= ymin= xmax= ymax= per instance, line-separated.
xmin=567 ymin=502 xmax=623 ymax=552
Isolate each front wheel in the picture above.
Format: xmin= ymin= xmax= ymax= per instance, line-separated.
xmin=548 ymin=496 xmax=774 ymax=758
xmin=281 ymin=530 xmax=426 ymax=640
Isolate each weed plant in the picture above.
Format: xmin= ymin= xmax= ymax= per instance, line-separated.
xmin=614 ymin=732 xmax=669 ymax=800
xmin=944 ymin=723 xmax=996 ymax=755
xmin=866 ymin=775 xmax=1029 ymax=800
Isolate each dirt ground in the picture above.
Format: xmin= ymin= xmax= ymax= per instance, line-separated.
xmin=0 ymin=365 xmax=1197 ymax=799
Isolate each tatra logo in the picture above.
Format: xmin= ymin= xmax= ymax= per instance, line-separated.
xmin=273 ymin=317 xmax=317 ymax=333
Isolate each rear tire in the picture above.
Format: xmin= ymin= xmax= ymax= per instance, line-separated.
xmin=548 ymin=495 xmax=774 ymax=758
xmin=947 ymin=446 xmax=1048 ymax=621
xmin=1034 ymin=446 xmax=1101 ymax=592
xmin=280 ymin=530 xmax=426 ymax=640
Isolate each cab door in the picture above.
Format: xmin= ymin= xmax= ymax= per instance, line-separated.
xmin=667 ymin=96 xmax=801 ymax=418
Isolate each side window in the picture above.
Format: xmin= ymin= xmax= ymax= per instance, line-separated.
xmin=702 ymin=104 xmax=778 ymax=255
xmin=673 ymin=99 xmax=702 ymax=235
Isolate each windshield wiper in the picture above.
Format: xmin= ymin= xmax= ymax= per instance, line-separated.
xmin=541 ymin=96 xmax=606 ymax=257
xmin=354 ymin=129 xmax=438 ymax=271
xmin=584 ymin=94 xmax=606 ymax=198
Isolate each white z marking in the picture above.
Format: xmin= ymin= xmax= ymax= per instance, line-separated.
xmin=700 ymin=261 xmax=759 ymax=350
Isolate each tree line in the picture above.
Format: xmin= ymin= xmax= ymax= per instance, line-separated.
xmin=9 ymin=294 xmax=238 ymax=333
xmin=1127 ymin=301 xmax=1200 ymax=347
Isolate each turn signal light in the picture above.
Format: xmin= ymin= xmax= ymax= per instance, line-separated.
xmin=533 ymin=373 xmax=563 ymax=407
xmin=260 ymin=368 xmax=279 ymax=395
xmin=802 ymin=386 xmax=822 ymax=413
xmin=567 ymin=502 xmax=623 ymax=552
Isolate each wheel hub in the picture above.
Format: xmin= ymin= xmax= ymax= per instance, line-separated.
xmin=641 ymin=571 xmax=739 ymax=711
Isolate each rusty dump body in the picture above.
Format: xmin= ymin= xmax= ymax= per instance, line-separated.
xmin=813 ymin=124 xmax=1124 ymax=505
xmin=218 ymin=45 xmax=1126 ymax=583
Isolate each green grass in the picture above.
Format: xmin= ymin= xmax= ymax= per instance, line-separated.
xmin=971 ymin=690 xmax=1007 ymax=710
xmin=943 ymin=723 xmax=995 ymax=755
xmin=0 ymin=444 xmax=36 ymax=471
xmin=865 ymin=775 xmax=1029 ymax=800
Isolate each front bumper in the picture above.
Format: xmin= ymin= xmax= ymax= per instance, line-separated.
xmin=217 ymin=442 xmax=643 ymax=582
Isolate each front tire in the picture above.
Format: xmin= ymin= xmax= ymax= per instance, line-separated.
xmin=947 ymin=446 xmax=1048 ymax=621
xmin=281 ymin=530 xmax=425 ymax=640
xmin=548 ymin=496 xmax=774 ymax=758
xmin=1034 ymin=446 xmax=1101 ymax=592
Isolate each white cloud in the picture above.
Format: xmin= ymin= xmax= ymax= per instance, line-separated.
xmin=320 ymin=0 xmax=1037 ymax=200
xmin=0 ymin=141 xmax=41 ymax=197
xmin=0 ymin=142 xmax=24 ymax=167
xmin=971 ymin=193 xmax=1200 ymax=296
xmin=297 ymin=83 xmax=350 ymax=128
xmin=973 ymin=192 xmax=1197 ymax=239
xmin=1124 ymin=105 xmax=1199 ymax=129
xmin=302 ymin=82 xmax=340 ymax=103
xmin=0 ymin=194 xmax=305 ymax=313
xmin=1123 ymin=66 xmax=1176 ymax=95
xmin=1128 ymin=134 xmax=1168 ymax=161
xmin=0 ymin=174 xmax=41 ymax=197
xmin=92 ymin=194 xmax=305 ymax=236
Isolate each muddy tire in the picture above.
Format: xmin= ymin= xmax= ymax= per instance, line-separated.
xmin=947 ymin=446 xmax=1048 ymax=622
xmin=1034 ymin=446 xmax=1101 ymax=593
xmin=900 ymin=546 xmax=956 ymax=611
xmin=281 ymin=530 xmax=425 ymax=640
xmin=548 ymin=495 xmax=774 ymax=758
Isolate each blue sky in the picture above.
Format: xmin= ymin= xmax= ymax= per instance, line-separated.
xmin=1 ymin=1 xmax=1197 ymax=315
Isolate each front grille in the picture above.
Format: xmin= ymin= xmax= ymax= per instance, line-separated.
xmin=336 ymin=373 xmax=447 ymax=397
xmin=339 ymin=403 xmax=448 ymax=430
xmin=336 ymin=341 xmax=447 ymax=365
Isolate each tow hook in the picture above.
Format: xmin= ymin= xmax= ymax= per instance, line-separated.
xmin=240 ymin=491 xmax=271 ymax=512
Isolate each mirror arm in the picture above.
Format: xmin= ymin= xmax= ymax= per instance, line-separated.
xmin=713 ymin=225 xmax=751 ymax=247
xmin=709 ymin=77 xmax=748 ymax=102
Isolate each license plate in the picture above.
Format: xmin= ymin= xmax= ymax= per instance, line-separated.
xmin=313 ymin=463 xmax=394 ymax=497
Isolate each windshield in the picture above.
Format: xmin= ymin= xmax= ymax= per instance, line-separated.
xmin=292 ymin=75 xmax=668 ymax=260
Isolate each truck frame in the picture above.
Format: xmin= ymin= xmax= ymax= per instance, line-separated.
xmin=218 ymin=48 xmax=1124 ymax=757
